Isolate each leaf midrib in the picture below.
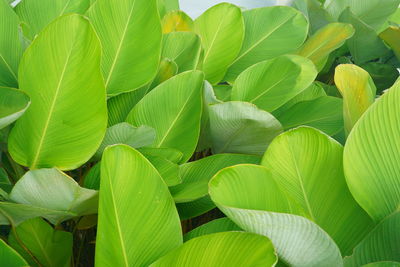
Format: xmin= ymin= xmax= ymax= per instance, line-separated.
xmin=30 ymin=41 xmax=75 ymax=169
xmin=287 ymin=142 xmax=316 ymax=221
xmin=156 ymin=85 xmax=197 ymax=148
xmin=230 ymin=13 xmax=297 ymax=66
xmin=104 ymin=0 xmax=137 ymax=88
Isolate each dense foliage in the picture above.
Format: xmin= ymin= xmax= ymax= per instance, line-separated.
xmin=0 ymin=0 xmax=399 ymax=266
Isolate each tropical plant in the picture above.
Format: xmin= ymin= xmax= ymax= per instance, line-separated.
xmin=0 ymin=0 xmax=399 ymax=266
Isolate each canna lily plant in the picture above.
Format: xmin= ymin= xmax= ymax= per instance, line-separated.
xmin=0 ymin=0 xmax=399 ymax=266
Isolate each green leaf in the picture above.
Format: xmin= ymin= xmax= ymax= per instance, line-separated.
xmin=183 ymin=218 xmax=241 ymax=242
xmin=262 ymin=127 xmax=374 ymax=255
xmin=8 ymin=218 xmax=72 ymax=267
xmin=176 ymin=196 xmax=216 ymax=220
xmin=334 ymin=64 xmax=376 ymax=135
xmin=325 ymin=0 xmax=400 ymax=30
xmin=171 ymin=153 xmax=260 ymax=203
xmin=138 ymin=147 xmax=183 ymax=164
xmin=144 ymin=154 xmax=181 ymax=186
xmin=0 ymin=167 xmax=12 ymax=193
xmin=0 ymin=239 xmax=28 ymax=267
xmin=87 ymin=0 xmax=162 ymax=95
xmin=0 ymin=87 xmax=30 ymax=130
xmin=107 ymin=86 xmax=147 ymax=126
xmin=231 ymin=55 xmax=317 ymax=112
xmin=15 ymin=0 xmax=91 ymax=40
xmin=83 ymin=162 xmax=101 ymax=190
xmin=297 ymin=23 xmax=354 ymax=71
xmin=0 ymin=0 xmax=23 ymax=87
xmin=339 ymin=8 xmax=390 ymax=64
xmin=361 ymin=62 xmax=399 ymax=93
xmin=94 ymin=123 xmax=156 ymax=160
xmin=157 ymin=0 xmax=179 ymax=18
xmin=96 ymin=145 xmax=182 ymax=266
xmin=224 ymin=6 xmax=309 ymax=83
xmin=8 ymin=14 xmax=107 ymax=170
xmin=362 ymin=263 xmax=400 ymax=267
xmin=380 ymin=26 xmax=400 ymax=60
xmin=149 ymin=59 xmax=178 ymax=90
xmin=161 ymin=32 xmax=201 ymax=73
xmin=150 ymin=232 xmax=277 ymax=267
xmin=194 ymin=3 xmax=244 ymax=84
xmin=126 ymin=71 xmax=204 ymax=163
xmin=208 ymin=101 xmax=282 ymax=156
xmin=344 ymin=212 xmax=400 ymax=266
xmin=272 ymin=82 xmax=327 ymax=118
xmin=162 ymin=10 xmax=193 ymax=34
xmin=275 ymin=96 xmax=344 ymax=136
xmin=344 ymin=81 xmax=400 ymax=222
xmin=9 ymin=168 xmax=98 ymax=223
xmin=209 ymin=164 xmax=343 ymax=266
xmin=0 ymin=202 xmax=75 ymax=226
xmin=293 ymin=0 xmax=334 ymax=35
xmin=213 ymin=84 xmax=232 ymax=102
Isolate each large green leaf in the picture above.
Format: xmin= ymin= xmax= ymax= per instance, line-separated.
xmin=126 ymin=71 xmax=204 ymax=163
xmin=297 ymin=23 xmax=354 ymax=70
xmin=8 ymin=218 xmax=72 ymax=267
xmin=231 ymin=55 xmax=317 ymax=112
xmin=344 ymin=81 xmax=400 ymax=222
xmin=150 ymin=232 xmax=277 ymax=267
xmin=344 ymin=212 xmax=400 ymax=266
xmin=325 ymin=0 xmax=400 ymax=30
xmin=275 ymin=96 xmax=344 ymax=136
xmin=9 ymin=168 xmax=98 ymax=222
xmin=161 ymin=32 xmax=201 ymax=73
xmin=87 ymin=0 xmax=162 ymax=95
xmin=194 ymin=3 xmax=244 ymax=84
xmin=208 ymin=101 xmax=282 ymax=155
xmin=15 ymin=0 xmax=91 ymax=40
xmin=170 ymin=153 xmax=261 ymax=203
xmin=334 ymin=64 xmax=376 ymax=135
xmin=0 ymin=0 xmax=23 ymax=87
xmin=0 ymin=87 xmax=30 ymax=130
xmin=0 ymin=239 xmax=28 ymax=267
xmin=183 ymin=218 xmax=241 ymax=242
xmin=339 ymin=8 xmax=390 ymax=64
xmin=8 ymin=14 xmax=107 ymax=170
xmin=224 ymin=6 xmax=309 ymax=83
xmin=262 ymin=127 xmax=374 ymax=255
xmin=96 ymin=145 xmax=182 ymax=266
xmin=94 ymin=123 xmax=156 ymax=160
xmin=209 ymin=164 xmax=343 ymax=266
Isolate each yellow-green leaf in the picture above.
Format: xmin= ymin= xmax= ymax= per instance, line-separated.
xmin=8 ymin=14 xmax=107 ymax=170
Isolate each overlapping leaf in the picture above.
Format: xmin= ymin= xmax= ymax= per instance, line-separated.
xmin=0 ymin=87 xmax=30 ymax=130
xmin=0 ymin=0 xmax=23 ymax=87
xmin=344 ymin=81 xmax=400 ymax=221
xmin=8 ymin=14 xmax=107 ymax=170
xmin=88 ymin=0 xmax=162 ymax=95
xmin=194 ymin=3 xmax=244 ymax=84
xmin=224 ymin=6 xmax=309 ymax=82
xmin=96 ymin=145 xmax=182 ymax=266
xmin=150 ymin=232 xmax=277 ymax=267
xmin=231 ymin=55 xmax=317 ymax=112
xmin=126 ymin=71 xmax=204 ymax=163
